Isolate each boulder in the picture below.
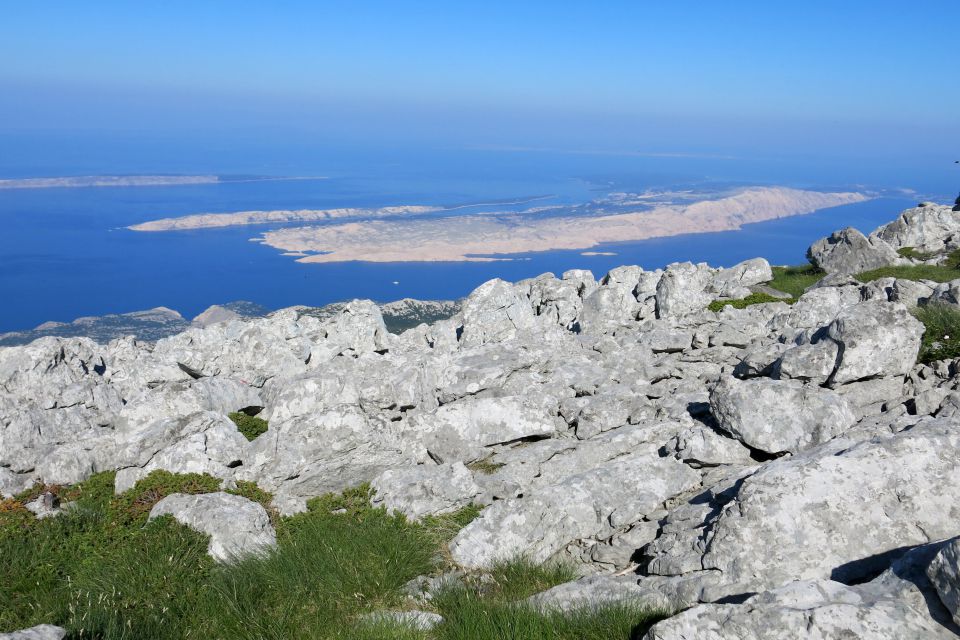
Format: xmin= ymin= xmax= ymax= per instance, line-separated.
xmin=448 ymin=452 xmax=699 ymax=569
xmin=370 ymin=462 xmax=481 ymax=520
xmin=872 ymin=203 xmax=960 ymax=253
xmin=645 ymin=419 xmax=960 ymax=594
xmin=656 ymin=263 xmax=714 ymax=318
xmin=148 ymin=492 xmax=277 ymax=562
xmin=709 ymin=376 xmax=856 ymax=454
xmin=807 ymin=227 xmax=899 ymax=274
xmin=927 ymin=536 xmax=960 ymax=626
xmin=825 ymin=301 xmax=923 ymax=385
xmin=0 ymin=626 xmax=67 ymax=640
xmin=459 ymin=279 xmax=537 ymax=347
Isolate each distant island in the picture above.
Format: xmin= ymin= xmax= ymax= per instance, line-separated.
xmin=0 ymin=175 xmax=327 ymax=190
xmin=131 ymin=186 xmax=868 ymax=263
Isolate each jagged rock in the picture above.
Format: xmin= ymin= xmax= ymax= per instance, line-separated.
xmin=239 ymin=405 xmax=414 ymax=515
xmin=149 ymin=492 xmax=276 ymax=562
xmin=928 ymin=278 xmax=960 ymax=308
xmin=448 ymin=452 xmax=699 ymax=569
xmin=646 ymin=419 xmax=960 ymax=595
xmin=0 ymin=625 xmax=67 ymax=640
xmin=711 ymin=258 xmax=773 ymax=298
xmin=577 ymin=267 xmax=647 ymax=334
xmin=656 ymin=262 xmax=714 ymax=318
xmin=773 ymin=340 xmax=838 ymax=384
xmin=825 ymin=300 xmax=923 ymax=385
xmin=666 ymin=424 xmax=755 ymax=467
xmin=114 ymin=411 xmax=249 ymax=493
xmin=872 ymin=203 xmax=960 ymax=253
xmin=398 ymin=396 xmax=560 ymax=463
xmin=709 ymin=376 xmax=856 ymax=454
xmin=319 ymin=299 xmax=391 ymax=354
xmin=644 ymin=541 xmax=960 ymax=639
xmin=529 ymin=572 xmax=720 ymax=613
xmin=459 ymin=279 xmax=537 ymax=347
xmin=370 ymin=462 xmax=481 ymax=520
xmin=927 ymin=537 xmax=960 ymax=626
xmin=806 ymin=227 xmax=899 ymax=274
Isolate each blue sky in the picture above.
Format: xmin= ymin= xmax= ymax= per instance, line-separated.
xmin=1 ymin=1 xmax=958 ymax=160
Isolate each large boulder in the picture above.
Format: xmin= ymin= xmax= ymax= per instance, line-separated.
xmin=459 ymin=279 xmax=538 ymax=347
xmin=927 ymin=536 xmax=960 ymax=626
xmin=656 ymin=262 xmax=714 ymax=318
xmin=825 ymin=300 xmax=923 ymax=385
xmin=709 ymin=376 xmax=856 ymax=454
xmin=370 ymin=462 xmax=481 ymax=521
xmin=807 ymin=227 xmax=899 ymax=274
xmin=644 ymin=543 xmax=959 ymax=639
xmin=645 ymin=419 xmax=960 ymax=595
xmin=872 ymin=203 xmax=960 ymax=253
xmin=149 ymin=492 xmax=277 ymax=562
xmin=448 ymin=452 xmax=699 ymax=569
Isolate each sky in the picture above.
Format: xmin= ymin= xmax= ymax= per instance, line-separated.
xmin=1 ymin=1 xmax=958 ymax=163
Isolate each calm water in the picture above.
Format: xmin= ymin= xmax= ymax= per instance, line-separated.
xmin=0 ymin=145 xmax=954 ymax=332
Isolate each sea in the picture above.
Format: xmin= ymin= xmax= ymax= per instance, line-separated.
xmin=0 ymin=142 xmax=956 ymax=333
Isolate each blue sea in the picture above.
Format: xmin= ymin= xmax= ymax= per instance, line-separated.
xmin=0 ymin=143 xmax=955 ymax=333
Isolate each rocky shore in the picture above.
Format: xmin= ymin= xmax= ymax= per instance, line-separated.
xmin=3 ymin=201 xmax=960 ymax=638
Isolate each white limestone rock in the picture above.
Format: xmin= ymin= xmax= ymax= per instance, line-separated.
xmin=370 ymin=462 xmax=481 ymax=520
xmin=148 ymin=492 xmax=277 ymax=562
xmin=709 ymin=376 xmax=856 ymax=454
xmin=807 ymin=227 xmax=899 ymax=274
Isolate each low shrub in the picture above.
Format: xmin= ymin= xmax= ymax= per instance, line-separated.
xmin=708 ymin=292 xmax=787 ymax=312
xmin=768 ymin=264 xmax=824 ymax=298
xmin=913 ymin=303 xmax=960 ymax=364
xmin=897 ymin=246 xmax=937 ymax=261
xmin=229 ymin=411 xmax=269 ymax=441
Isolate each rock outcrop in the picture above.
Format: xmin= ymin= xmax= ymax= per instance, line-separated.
xmin=4 ymin=201 xmax=960 ymax=636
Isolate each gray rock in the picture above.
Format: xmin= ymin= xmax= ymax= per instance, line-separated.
xmin=24 ymin=492 xmax=61 ymax=519
xmin=656 ymin=263 xmax=714 ymax=318
xmin=370 ymin=462 xmax=481 ymax=520
xmin=448 ymin=452 xmax=699 ymax=569
xmin=927 ymin=536 xmax=960 ymax=626
xmin=807 ymin=227 xmax=899 ymax=274
xmin=928 ymin=278 xmax=960 ymax=308
xmin=646 ymin=419 xmax=960 ymax=594
xmin=644 ymin=540 xmax=960 ymax=639
xmin=529 ymin=572 xmax=720 ymax=613
xmin=0 ymin=625 xmax=67 ymax=640
xmin=825 ymin=300 xmax=923 ymax=385
xmin=872 ymin=203 xmax=960 ymax=253
xmin=459 ymin=279 xmax=537 ymax=347
xmin=149 ymin=492 xmax=277 ymax=562
xmin=709 ymin=376 xmax=856 ymax=454
xmin=711 ymin=258 xmax=773 ymax=297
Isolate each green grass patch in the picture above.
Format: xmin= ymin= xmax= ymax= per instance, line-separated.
xmin=913 ymin=303 xmax=960 ymax=364
xmin=466 ymin=456 xmax=506 ymax=475
xmin=768 ymin=264 xmax=825 ymax=298
xmin=2 ymin=473 xmax=664 ymax=639
xmin=427 ymin=559 xmax=666 ymax=640
xmin=229 ymin=411 xmax=269 ymax=441
xmin=708 ymin=292 xmax=788 ymax=312
xmin=897 ymin=246 xmax=938 ymax=261
xmin=859 ymin=248 xmax=960 ymax=284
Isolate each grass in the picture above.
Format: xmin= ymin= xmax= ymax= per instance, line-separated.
xmin=228 ymin=412 xmax=269 ymax=441
xmin=708 ymin=292 xmax=787 ymax=312
xmin=858 ymin=248 xmax=960 ymax=284
xmin=912 ymin=303 xmax=960 ymax=364
xmin=466 ymin=456 xmax=505 ymax=475
xmin=0 ymin=472 xmax=666 ymax=639
xmin=897 ymin=246 xmax=937 ymax=261
xmin=768 ymin=264 xmax=824 ymax=298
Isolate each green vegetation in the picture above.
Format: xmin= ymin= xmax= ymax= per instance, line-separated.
xmin=897 ymin=246 xmax=937 ymax=261
xmin=229 ymin=411 xmax=269 ymax=441
xmin=0 ymin=472 xmax=664 ymax=639
xmin=466 ymin=456 xmax=506 ymax=475
xmin=708 ymin=292 xmax=787 ymax=312
xmin=858 ymin=248 xmax=960 ymax=283
xmin=912 ymin=303 xmax=960 ymax=364
xmin=769 ymin=264 xmax=825 ymax=298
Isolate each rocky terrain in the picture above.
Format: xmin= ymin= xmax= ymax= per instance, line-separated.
xmin=0 ymin=299 xmax=460 ymax=347
xmin=3 ymin=201 xmax=960 ymax=638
